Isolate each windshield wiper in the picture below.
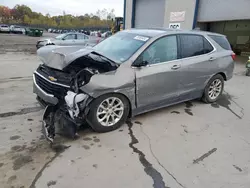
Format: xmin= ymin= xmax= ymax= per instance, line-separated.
xmin=90 ymin=51 xmax=118 ymax=67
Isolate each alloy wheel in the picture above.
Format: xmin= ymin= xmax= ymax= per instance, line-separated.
xmin=96 ymin=97 xmax=124 ymax=127
xmin=208 ymin=79 xmax=222 ymax=100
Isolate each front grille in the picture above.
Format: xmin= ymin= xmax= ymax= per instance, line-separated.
xmin=37 ymin=65 xmax=71 ymax=86
xmin=35 ymin=73 xmax=69 ymax=98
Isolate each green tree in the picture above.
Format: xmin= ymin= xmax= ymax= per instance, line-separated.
xmin=23 ymin=15 xmax=31 ymax=24
xmin=12 ymin=4 xmax=32 ymax=22
xmin=1 ymin=4 xmax=117 ymax=29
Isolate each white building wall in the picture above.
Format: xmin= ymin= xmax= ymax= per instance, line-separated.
xmin=125 ymin=0 xmax=250 ymax=30
xmin=124 ymin=0 xmax=133 ymax=29
xmin=124 ymin=0 xmax=196 ymax=30
xmin=164 ymin=0 xmax=196 ymax=30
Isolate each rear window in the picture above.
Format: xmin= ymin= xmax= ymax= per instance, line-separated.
xmin=208 ymin=35 xmax=231 ymax=50
xmin=1 ymin=25 xmax=8 ymax=28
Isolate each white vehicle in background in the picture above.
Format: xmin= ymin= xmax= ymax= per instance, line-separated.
xmin=90 ymin=31 xmax=101 ymax=37
xmin=36 ymin=32 xmax=101 ymax=49
xmin=10 ymin=25 xmax=24 ymax=34
xmin=101 ymin=31 xmax=112 ymax=38
xmin=0 ymin=25 xmax=10 ymax=33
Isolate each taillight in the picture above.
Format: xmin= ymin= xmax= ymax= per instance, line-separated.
xmin=231 ymin=53 xmax=236 ymax=61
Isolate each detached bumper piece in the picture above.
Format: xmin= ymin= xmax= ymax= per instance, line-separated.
xmin=42 ymin=106 xmax=56 ymax=143
xmin=42 ymin=105 xmax=79 ymax=143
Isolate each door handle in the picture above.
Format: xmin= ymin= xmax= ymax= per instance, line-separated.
xmin=171 ymin=64 xmax=181 ymax=70
xmin=209 ymin=57 xmax=216 ymax=61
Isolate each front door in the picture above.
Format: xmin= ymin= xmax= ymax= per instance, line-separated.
xmin=135 ymin=35 xmax=181 ymax=109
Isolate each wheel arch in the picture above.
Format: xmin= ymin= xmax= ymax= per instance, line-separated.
xmin=217 ymin=72 xmax=227 ymax=81
xmin=202 ymin=73 xmax=225 ymax=103
xmin=203 ymin=72 xmax=226 ymax=94
xmin=205 ymin=72 xmax=227 ymax=86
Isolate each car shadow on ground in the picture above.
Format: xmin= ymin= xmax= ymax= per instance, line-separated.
xmin=52 ymin=92 xmax=237 ymax=145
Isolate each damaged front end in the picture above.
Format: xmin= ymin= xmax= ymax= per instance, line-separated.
xmin=37 ymin=46 xmax=119 ymax=143
xmin=42 ymin=90 xmax=92 ymax=143
xmin=35 ymin=33 xmax=139 ymax=142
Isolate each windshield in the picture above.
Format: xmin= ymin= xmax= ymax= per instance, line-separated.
xmin=93 ymin=32 xmax=149 ymax=63
xmin=55 ymin=34 xmax=67 ymax=40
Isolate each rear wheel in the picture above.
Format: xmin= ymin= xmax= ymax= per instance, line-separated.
xmin=202 ymin=74 xmax=224 ymax=103
xmin=87 ymin=94 xmax=130 ymax=132
xmin=246 ymin=69 xmax=250 ymax=76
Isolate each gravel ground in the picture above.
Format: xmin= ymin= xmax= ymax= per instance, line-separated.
xmin=0 ymin=32 xmax=58 ymax=53
xmin=0 ymin=34 xmax=250 ymax=188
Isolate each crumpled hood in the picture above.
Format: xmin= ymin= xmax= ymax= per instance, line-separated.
xmin=37 ymin=45 xmax=94 ymax=70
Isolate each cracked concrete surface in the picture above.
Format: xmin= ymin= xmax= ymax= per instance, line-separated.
xmin=0 ymin=53 xmax=250 ymax=188
xmin=139 ymin=123 xmax=185 ymax=188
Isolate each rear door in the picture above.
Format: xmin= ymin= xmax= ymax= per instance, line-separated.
xmin=75 ymin=34 xmax=88 ymax=46
xmin=59 ymin=34 xmax=76 ymax=46
xmin=208 ymin=35 xmax=235 ymax=79
xmin=135 ymin=35 xmax=181 ymax=109
xmin=178 ymin=34 xmax=217 ymax=100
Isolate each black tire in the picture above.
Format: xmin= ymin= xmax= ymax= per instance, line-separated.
xmin=46 ymin=43 xmax=55 ymax=46
xmin=246 ymin=69 xmax=250 ymax=76
xmin=86 ymin=93 xmax=130 ymax=133
xmin=202 ymin=74 xmax=224 ymax=103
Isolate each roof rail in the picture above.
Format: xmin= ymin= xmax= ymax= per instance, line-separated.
xmin=132 ymin=27 xmax=182 ymax=31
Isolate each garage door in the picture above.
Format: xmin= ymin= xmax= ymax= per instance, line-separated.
xmin=134 ymin=0 xmax=166 ymax=28
xmin=198 ymin=0 xmax=250 ymax=22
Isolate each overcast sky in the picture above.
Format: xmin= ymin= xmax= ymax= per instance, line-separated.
xmin=0 ymin=0 xmax=124 ymax=16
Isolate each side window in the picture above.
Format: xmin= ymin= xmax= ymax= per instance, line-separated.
xmin=142 ymin=35 xmax=178 ymax=65
xmin=204 ymin=38 xmax=214 ymax=53
xmin=77 ymin=34 xmax=85 ymax=40
xmin=77 ymin=34 xmax=89 ymax=40
xmin=64 ymin=34 xmax=76 ymax=40
xmin=180 ymin=35 xmax=204 ymax=58
xmin=208 ymin=35 xmax=232 ymax=50
xmin=180 ymin=35 xmax=214 ymax=58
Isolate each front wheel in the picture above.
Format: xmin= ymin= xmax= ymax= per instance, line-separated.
xmin=202 ymin=74 xmax=224 ymax=103
xmin=46 ymin=43 xmax=55 ymax=46
xmin=87 ymin=94 xmax=130 ymax=132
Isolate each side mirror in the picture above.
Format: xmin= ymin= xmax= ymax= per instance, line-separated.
xmin=133 ymin=60 xmax=149 ymax=67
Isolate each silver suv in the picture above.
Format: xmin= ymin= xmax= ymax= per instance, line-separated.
xmin=34 ymin=29 xmax=235 ymax=133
